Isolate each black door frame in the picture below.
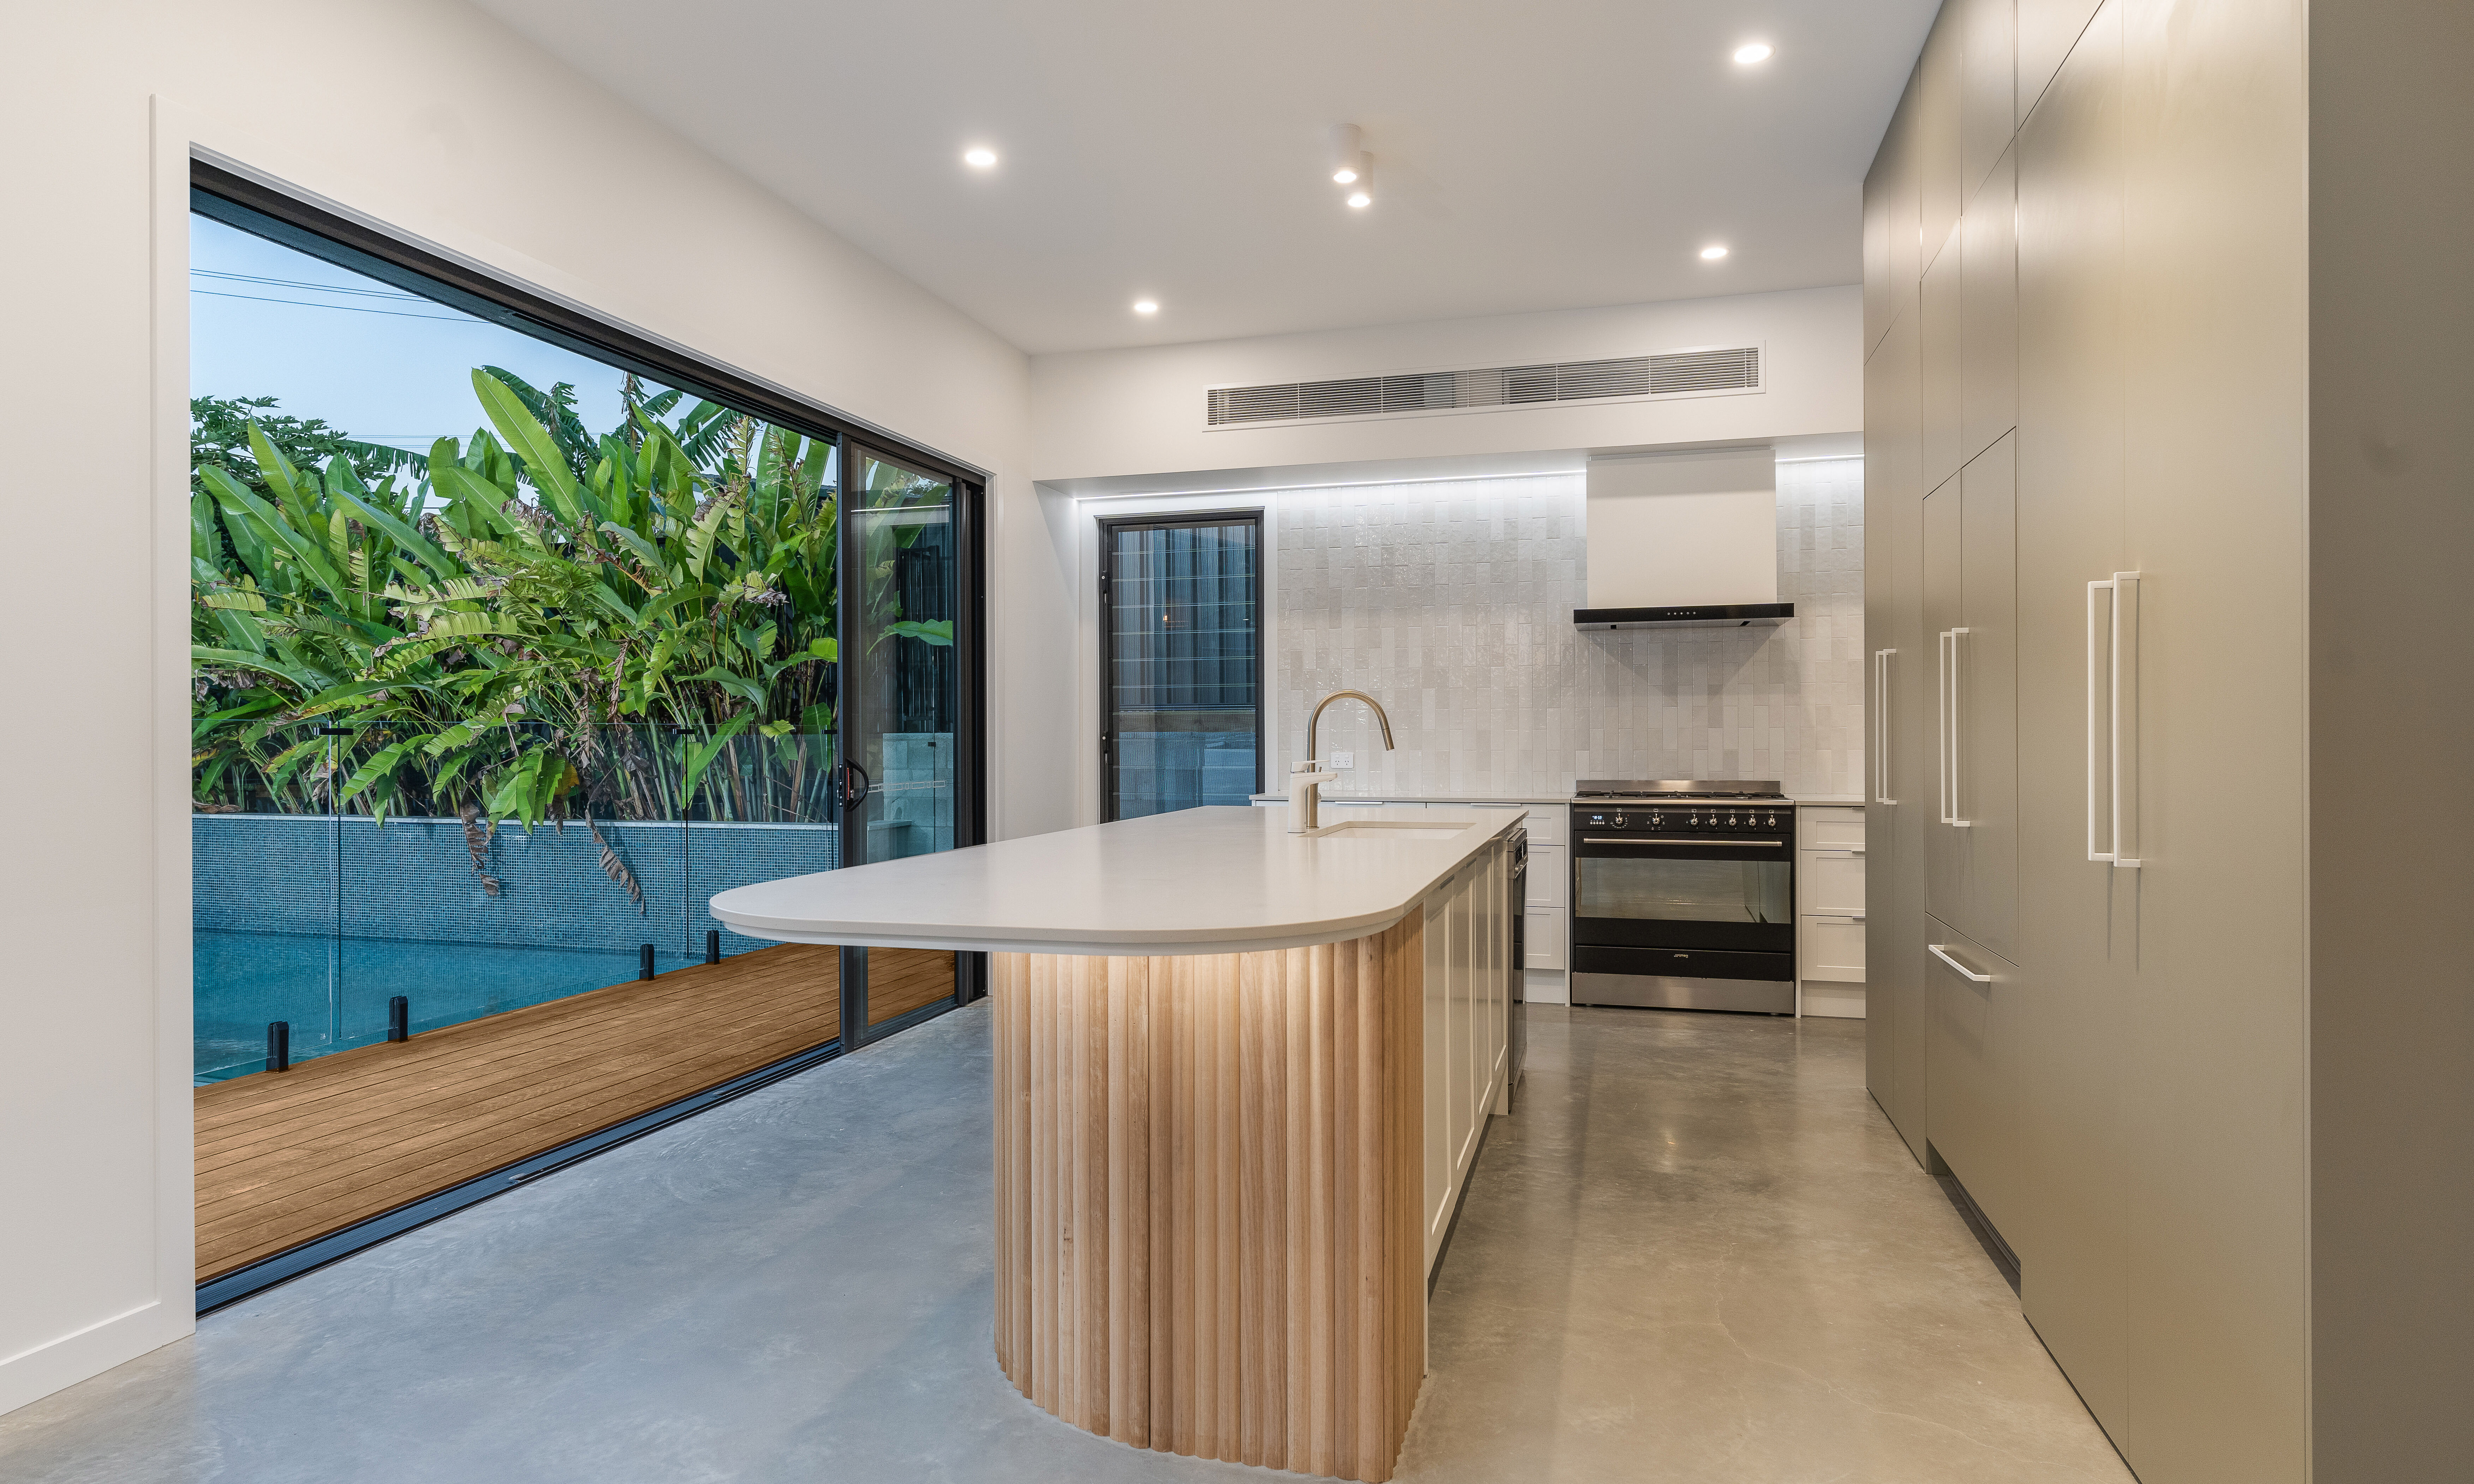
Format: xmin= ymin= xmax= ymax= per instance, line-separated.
xmin=1096 ymin=510 xmax=1266 ymax=823
xmin=839 ymin=442 xmax=990 ymax=1038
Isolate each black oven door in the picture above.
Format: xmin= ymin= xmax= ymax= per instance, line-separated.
xmin=1571 ymin=837 xmax=1794 ymax=953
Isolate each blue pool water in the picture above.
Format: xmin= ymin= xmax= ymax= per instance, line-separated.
xmin=194 ymin=931 xmax=699 ymax=1083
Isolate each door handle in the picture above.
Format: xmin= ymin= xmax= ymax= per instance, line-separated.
xmin=1582 ymin=837 xmax=1785 ymax=847
xmin=2086 ymin=572 xmax=2143 ymax=868
xmin=1938 ymin=628 xmax=1973 ymax=828
xmin=1874 ymin=648 xmax=1898 ymax=805
xmin=1928 ymin=943 xmax=1993 ymax=983
xmin=837 ymin=759 xmax=872 ymax=810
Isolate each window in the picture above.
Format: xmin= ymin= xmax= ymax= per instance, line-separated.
xmin=1100 ymin=513 xmax=1262 ymax=820
xmin=187 ymin=164 xmax=986 ymax=1307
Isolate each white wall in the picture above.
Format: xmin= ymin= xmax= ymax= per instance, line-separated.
xmin=0 ymin=0 xmax=1063 ymax=1416
xmin=1030 ymin=286 xmax=1861 ymax=486
xmin=1277 ymin=457 xmax=1865 ymax=800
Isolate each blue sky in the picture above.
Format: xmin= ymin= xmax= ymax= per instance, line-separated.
xmin=190 ymin=213 xmax=650 ymax=455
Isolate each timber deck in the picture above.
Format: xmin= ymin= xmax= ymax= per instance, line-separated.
xmin=195 ymin=943 xmax=955 ymax=1283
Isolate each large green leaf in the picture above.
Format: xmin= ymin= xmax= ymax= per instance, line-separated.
xmin=473 ymin=370 xmax=590 ymax=528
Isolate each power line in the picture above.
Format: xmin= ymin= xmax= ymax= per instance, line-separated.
xmin=190 ymin=288 xmax=479 ymax=324
xmin=193 ymin=268 xmax=431 ymax=302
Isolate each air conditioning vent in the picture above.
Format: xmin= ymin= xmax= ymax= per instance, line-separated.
xmin=1206 ymin=345 xmax=1760 ymax=428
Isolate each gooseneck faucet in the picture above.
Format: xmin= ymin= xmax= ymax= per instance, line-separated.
xmin=1289 ymin=690 xmax=1397 ymax=833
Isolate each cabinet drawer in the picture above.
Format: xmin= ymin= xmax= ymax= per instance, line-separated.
xmin=1525 ymin=844 xmax=1567 ymax=909
xmin=1524 ymin=909 xmax=1567 ymax=969
xmin=1799 ymin=853 xmax=1867 ymax=914
xmin=1799 ymin=915 xmax=1868 ymax=982
xmin=1523 ymin=806 xmax=1567 ymax=846
xmin=1799 ymin=807 xmax=1867 ymax=849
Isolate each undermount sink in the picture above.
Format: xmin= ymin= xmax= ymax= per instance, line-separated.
xmin=1305 ymin=820 xmax=1466 ymax=839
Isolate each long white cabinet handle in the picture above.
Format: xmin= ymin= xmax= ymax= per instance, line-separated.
xmin=1938 ymin=628 xmax=1973 ymax=827
xmin=2086 ymin=572 xmax=2144 ymax=868
xmin=1808 ymin=847 xmax=1865 ymax=856
xmin=1811 ymin=914 xmax=1867 ymax=924
xmin=1928 ymin=943 xmax=1994 ymax=983
xmin=1873 ymin=648 xmax=1898 ymax=805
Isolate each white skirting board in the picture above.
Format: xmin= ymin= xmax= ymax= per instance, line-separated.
xmin=1800 ymin=983 xmax=1866 ymax=1019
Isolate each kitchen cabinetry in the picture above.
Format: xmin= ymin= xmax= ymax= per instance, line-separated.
xmin=1795 ymin=805 xmax=1866 ymax=1019
xmin=1865 ymin=0 xmax=2325 ymax=1477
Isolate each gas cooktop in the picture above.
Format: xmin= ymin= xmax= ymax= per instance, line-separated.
xmin=1572 ymin=779 xmax=1788 ymax=800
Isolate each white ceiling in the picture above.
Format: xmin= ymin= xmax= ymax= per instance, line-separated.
xmin=472 ymin=0 xmax=1935 ymax=355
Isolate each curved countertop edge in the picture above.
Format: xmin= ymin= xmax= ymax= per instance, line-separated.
xmin=704 ymin=912 xmax=1419 ymax=959
xmin=710 ymin=806 xmax=1523 ymax=959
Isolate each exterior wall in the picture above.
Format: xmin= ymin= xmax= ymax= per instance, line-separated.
xmin=0 ymin=0 xmax=1051 ymax=1414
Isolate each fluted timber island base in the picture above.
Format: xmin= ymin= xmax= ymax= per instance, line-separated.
xmin=991 ymin=910 xmax=1427 ymax=1483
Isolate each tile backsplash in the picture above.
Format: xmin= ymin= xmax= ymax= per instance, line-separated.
xmin=1275 ymin=456 xmax=1864 ymax=800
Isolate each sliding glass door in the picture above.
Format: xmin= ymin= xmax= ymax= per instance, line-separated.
xmin=838 ymin=447 xmax=974 ymax=1028
xmin=1101 ymin=513 xmax=1262 ymax=821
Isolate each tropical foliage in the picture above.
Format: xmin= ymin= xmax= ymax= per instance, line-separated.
xmin=190 ymin=369 xmax=872 ymax=832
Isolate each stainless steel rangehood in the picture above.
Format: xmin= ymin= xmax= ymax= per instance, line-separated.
xmin=1577 ymin=449 xmax=1791 ymax=630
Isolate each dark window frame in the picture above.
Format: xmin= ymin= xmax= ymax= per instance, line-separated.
xmin=1097 ymin=509 xmax=1265 ymax=823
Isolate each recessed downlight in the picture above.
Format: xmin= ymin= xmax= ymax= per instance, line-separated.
xmin=1133 ymin=299 xmax=1160 ymax=315
xmin=1701 ymin=244 xmax=1730 ymax=260
xmin=1733 ymin=42 xmax=1773 ymax=65
xmin=962 ymin=146 xmax=998 ymax=169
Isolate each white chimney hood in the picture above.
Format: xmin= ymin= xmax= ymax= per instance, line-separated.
xmin=1576 ymin=448 xmax=1791 ymax=630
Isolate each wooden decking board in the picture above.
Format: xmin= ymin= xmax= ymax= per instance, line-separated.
xmin=196 ymin=953 xmax=833 ymax=1143
xmin=197 ymin=1016 xmax=833 ymax=1230
xmin=195 ymin=944 xmax=954 ymax=1282
xmin=195 ymin=961 xmax=838 ymax=1169
xmin=195 ymin=994 xmax=845 ymax=1232
xmin=194 ymin=954 xmax=843 ymax=1155
xmin=869 ymin=954 xmax=958 ymax=1025
xmin=196 ymin=979 xmax=846 ymax=1233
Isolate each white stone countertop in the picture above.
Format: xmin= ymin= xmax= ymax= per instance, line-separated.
xmin=710 ymin=804 xmax=1523 ymax=958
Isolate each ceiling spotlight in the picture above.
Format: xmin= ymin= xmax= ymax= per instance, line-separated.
xmin=1733 ymin=42 xmax=1773 ymax=65
xmin=1701 ymin=244 xmax=1730 ymax=260
xmin=962 ymin=146 xmax=998 ymax=169
xmin=1345 ymin=158 xmax=1375 ymax=208
xmin=1133 ymin=299 xmax=1159 ymax=314
xmin=1328 ymin=124 xmax=1364 ymax=184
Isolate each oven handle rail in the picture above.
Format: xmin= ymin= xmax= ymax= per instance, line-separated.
xmin=1580 ymin=836 xmax=1787 ymax=848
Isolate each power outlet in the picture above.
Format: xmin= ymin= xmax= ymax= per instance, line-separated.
xmin=1332 ymin=751 xmax=1355 ymax=770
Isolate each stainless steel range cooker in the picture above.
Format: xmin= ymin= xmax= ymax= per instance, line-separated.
xmin=1567 ymin=780 xmax=1796 ymax=1014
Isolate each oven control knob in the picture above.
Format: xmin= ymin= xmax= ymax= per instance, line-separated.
xmin=1611 ymin=812 xmax=1628 ymax=829
xmin=1767 ymin=813 xmax=1778 ymax=827
xmin=1688 ymin=814 xmax=1699 ymax=827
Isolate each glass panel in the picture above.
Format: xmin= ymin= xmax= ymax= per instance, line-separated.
xmin=334 ymin=724 xmax=691 ymax=1054
xmin=1576 ymin=855 xmax=1792 ymax=924
xmin=689 ymin=729 xmax=842 ymax=962
xmin=1106 ymin=518 xmax=1260 ymax=820
xmin=851 ymin=453 xmax=958 ymax=865
xmin=192 ymin=721 xmax=340 ymax=1082
xmin=850 ymin=452 xmax=961 ymax=1026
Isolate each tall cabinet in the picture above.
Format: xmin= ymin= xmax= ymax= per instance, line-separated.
xmin=1863 ymin=0 xmax=2338 ymax=1479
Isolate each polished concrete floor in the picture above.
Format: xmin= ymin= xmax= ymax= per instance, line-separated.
xmin=0 ymin=1003 xmax=2133 ymax=1483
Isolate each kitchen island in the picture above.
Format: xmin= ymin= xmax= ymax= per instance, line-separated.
xmin=711 ymin=804 xmax=1522 ymax=1482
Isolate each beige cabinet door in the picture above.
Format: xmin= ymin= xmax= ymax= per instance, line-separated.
xmin=1960 ymin=434 xmax=2020 ymax=960
xmin=2011 ymin=11 xmax=2133 ymax=1435
xmin=1923 ymin=917 xmax=2021 ymax=1240
xmin=1866 ymin=298 xmax=1932 ymax=1163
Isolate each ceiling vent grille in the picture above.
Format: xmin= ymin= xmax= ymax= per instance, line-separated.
xmin=1206 ymin=345 xmax=1760 ymax=428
